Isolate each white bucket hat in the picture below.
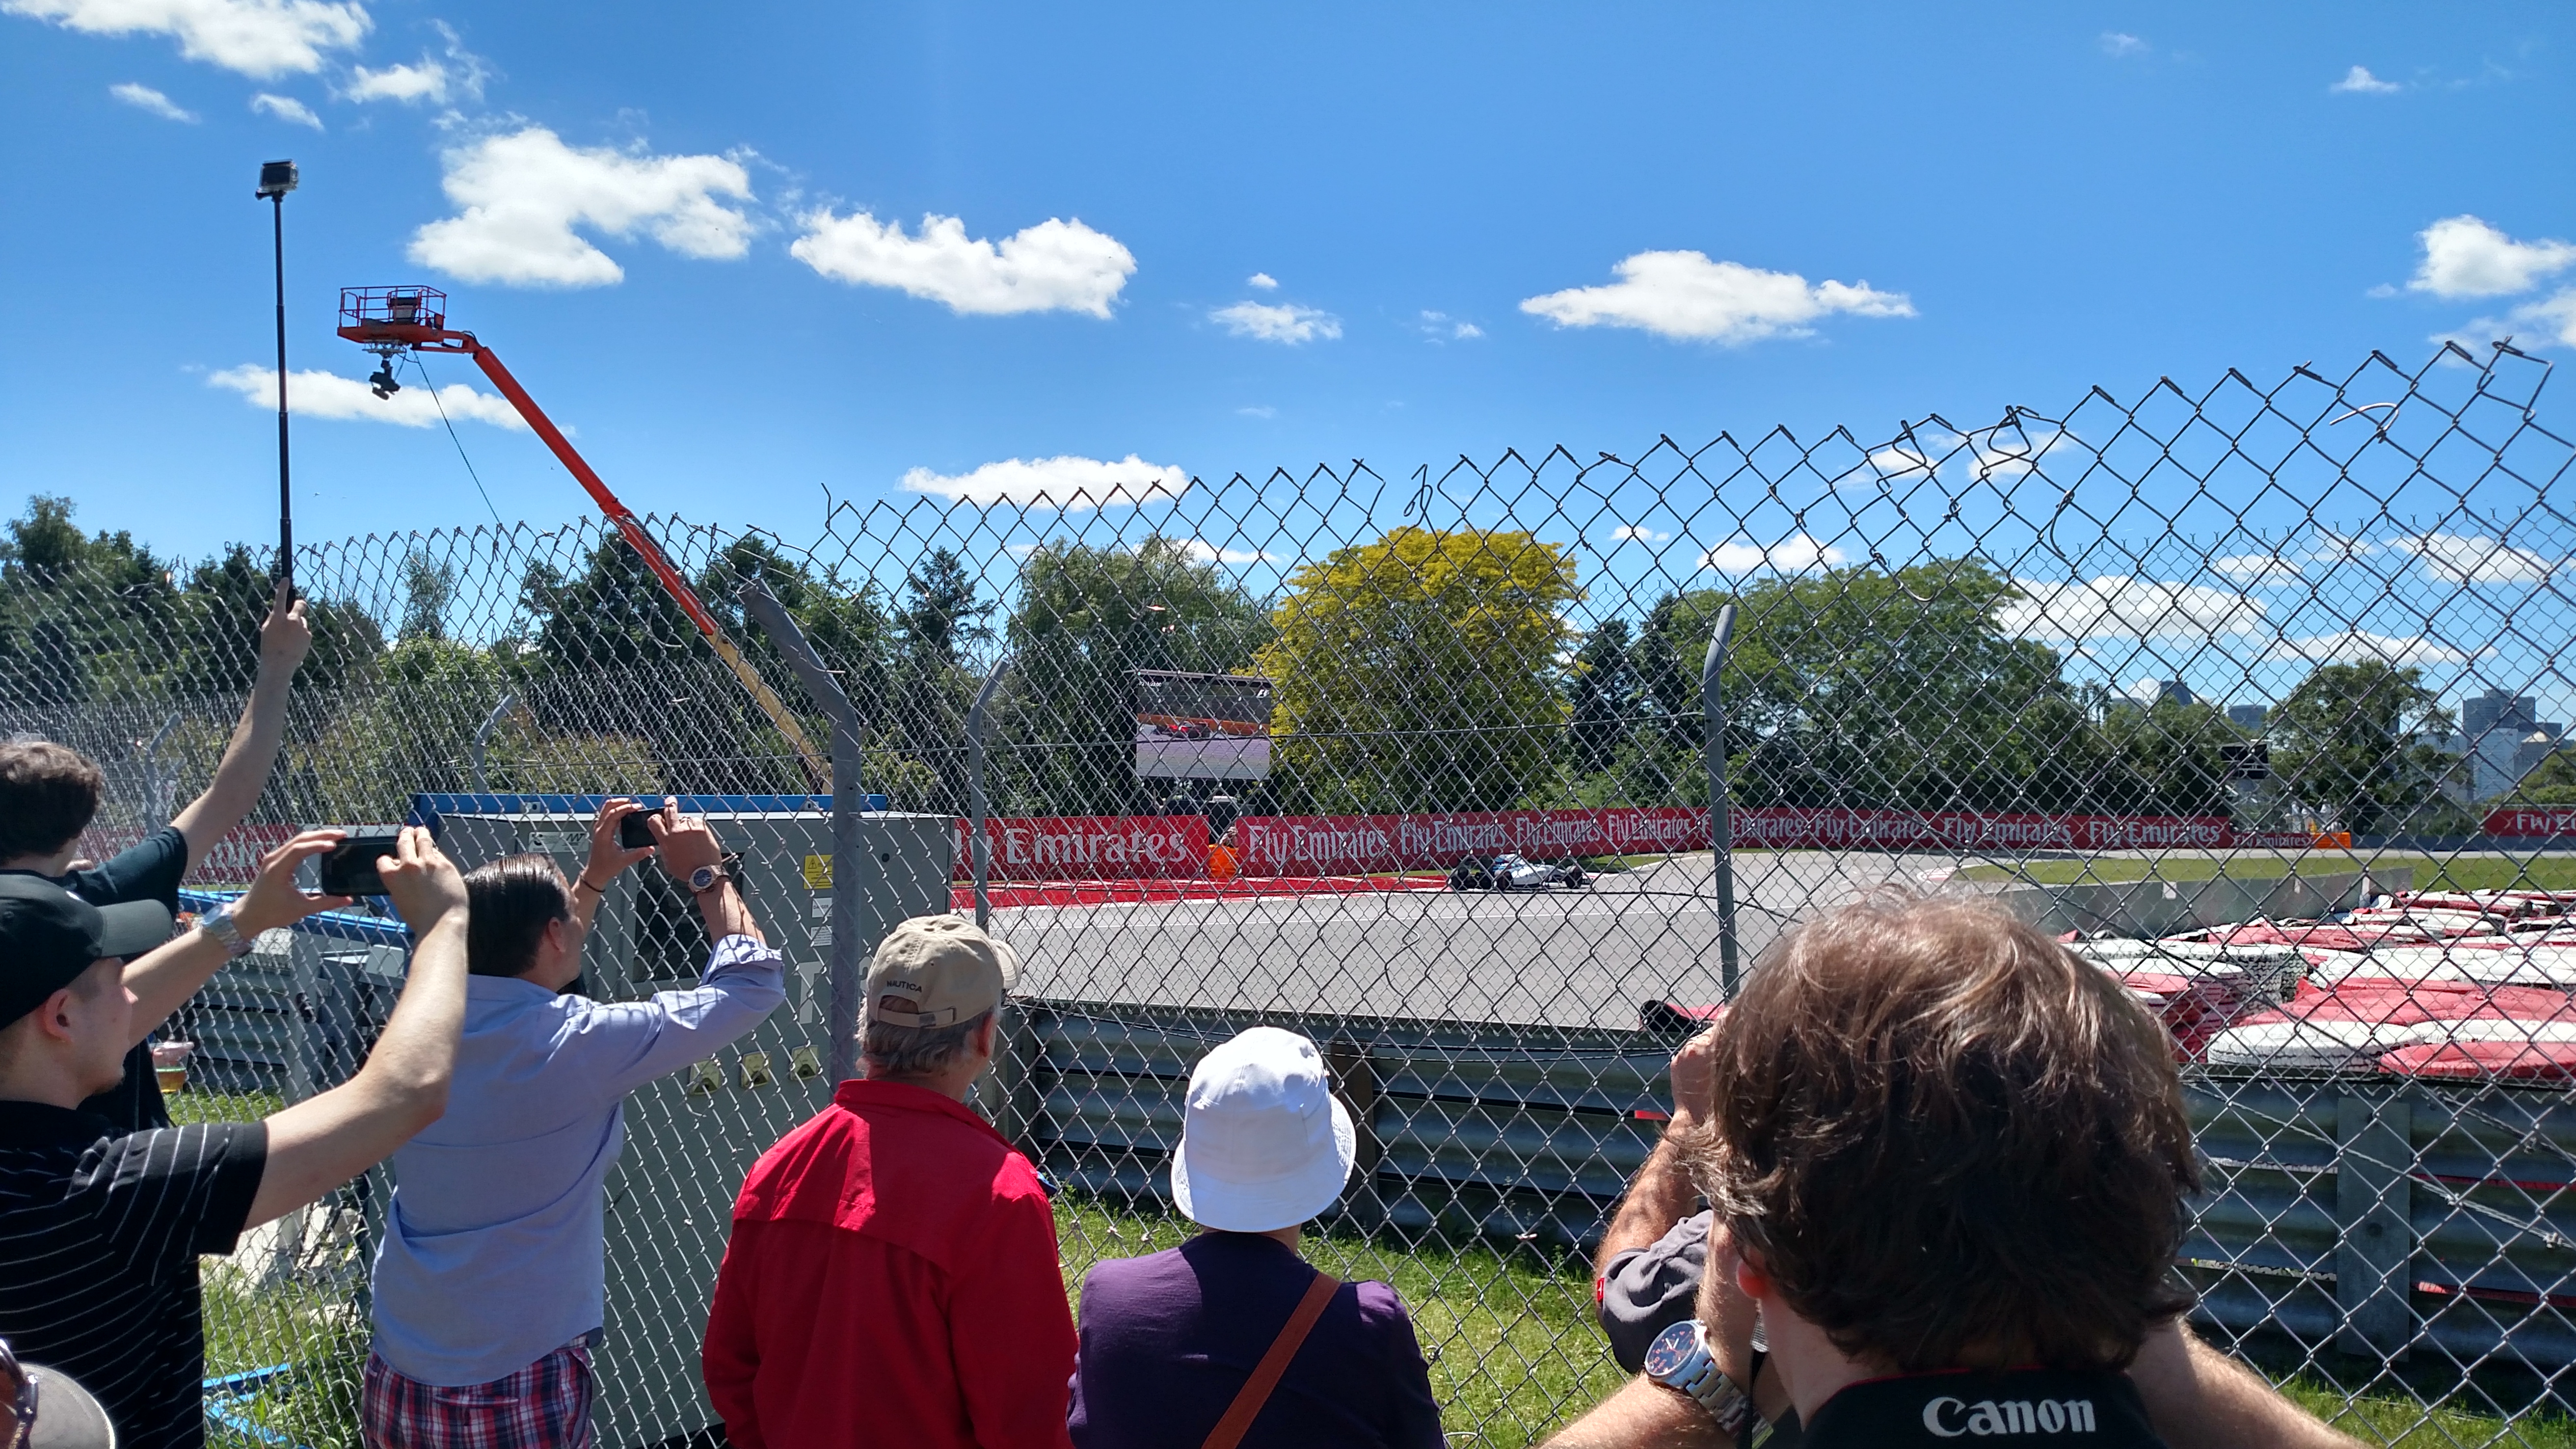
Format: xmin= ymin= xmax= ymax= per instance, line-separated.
xmin=1169 ymin=1026 xmax=1358 ymax=1233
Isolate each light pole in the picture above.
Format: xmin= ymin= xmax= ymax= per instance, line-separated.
xmin=256 ymin=160 xmax=298 ymax=589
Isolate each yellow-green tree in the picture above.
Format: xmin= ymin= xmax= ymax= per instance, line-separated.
xmin=1258 ymin=527 xmax=1580 ymax=812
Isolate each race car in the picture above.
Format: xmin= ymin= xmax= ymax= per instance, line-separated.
xmin=1448 ymin=853 xmax=1589 ymax=892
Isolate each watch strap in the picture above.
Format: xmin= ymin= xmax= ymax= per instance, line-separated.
xmin=199 ymin=904 xmax=255 ymax=960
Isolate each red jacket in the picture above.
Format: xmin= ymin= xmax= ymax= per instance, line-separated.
xmin=703 ymin=1080 xmax=1078 ymax=1449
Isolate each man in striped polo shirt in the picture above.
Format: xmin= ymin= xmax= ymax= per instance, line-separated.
xmin=0 ymin=827 xmax=473 ymax=1449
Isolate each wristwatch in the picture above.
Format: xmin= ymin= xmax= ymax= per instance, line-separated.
xmin=197 ymin=902 xmax=257 ymax=960
xmin=687 ymin=862 xmax=730 ymax=895
xmin=1642 ymin=1319 xmax=1766 ymax=1444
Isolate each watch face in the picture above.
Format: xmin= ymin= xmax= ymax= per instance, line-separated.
xmin=690 ymin=865 xmax=718 ymax=892
xmin=1641 ymin=1319 xmax=1701 ymax=1379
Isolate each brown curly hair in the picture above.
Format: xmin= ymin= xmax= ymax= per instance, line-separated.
xmin=0 ymin=741 xmax=105 ymax=860
xmin=1695 ymin=894 xmax=2199 ymax=1372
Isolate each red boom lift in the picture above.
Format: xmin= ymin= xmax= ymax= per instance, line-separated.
xmin=337 ymin=285 xmax=827 ymax=789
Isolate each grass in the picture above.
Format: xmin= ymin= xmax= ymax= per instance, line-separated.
xmin=1955 ymin=852 xmax=2576 ymax=895
xmin=1054 ymin=1196 xmax=1624 ymax=1445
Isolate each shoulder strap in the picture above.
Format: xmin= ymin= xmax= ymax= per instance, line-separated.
xmin=1200 ymin=1270 xmax=1343 ymax=1449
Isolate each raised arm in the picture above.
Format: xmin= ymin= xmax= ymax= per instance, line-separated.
xmin=649 ymin=801 xmax=765 ymax=947
xmin=2127 ymin=1318 xmax=2364 ymax=1449
xmin=170 ymin=581 xmax=311 ymax=874
xmin=566 ymin=796 xmax=657 ymax=942
xmin=121 ymin=829 xmax=353 ymax=1043
xmin=247 ymin=827 xmax=469 ymax=1227
xmin=1596 ymin=1026 xmax=1716 ymax=1272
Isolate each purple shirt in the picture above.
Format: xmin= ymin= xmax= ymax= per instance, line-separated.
xmin=1069 ymin=1233 xmax=1445 ymax=1449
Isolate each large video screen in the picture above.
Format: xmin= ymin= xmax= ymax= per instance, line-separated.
xmin=1134 ymin=670 xmax=1273 ymax=781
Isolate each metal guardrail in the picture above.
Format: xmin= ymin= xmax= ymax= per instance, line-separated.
xmin=1019 ymin=999 xmax=2576 ymax=1369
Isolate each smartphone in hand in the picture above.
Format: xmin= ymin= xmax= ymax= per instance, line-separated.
xmin=317 ymin=831 xmax=404 ymax=897
xmin=618 ymin=808 xmax=659 ymax=851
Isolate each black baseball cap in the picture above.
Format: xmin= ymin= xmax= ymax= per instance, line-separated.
xmin=0 ymin=877 xmax=172 ymax=1030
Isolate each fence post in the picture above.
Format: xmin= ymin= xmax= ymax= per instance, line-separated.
xmin=468 ymin=689 xmax=518 ymax=794
xmin=142 ymin=711 xmax=180 ymax=829
xmin=2335 ymin=1087 xmax=2415 ymax=1359
xmin=737 ymin=582 xmax=868 ymax=1085
xmin=967 ymin=659 xmax=1014 ymax=933
xmin=1701 ymin=605 xmax=1740 ymax=995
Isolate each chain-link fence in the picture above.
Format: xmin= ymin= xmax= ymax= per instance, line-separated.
xmin=10 ymin=341 xmax=2576 ymax=1446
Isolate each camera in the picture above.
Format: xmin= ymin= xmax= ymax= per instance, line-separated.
xmin=317 ymin=830 xmax=404 ymax=897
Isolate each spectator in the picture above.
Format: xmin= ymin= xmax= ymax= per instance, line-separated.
xmin=0 ymin=827 xmax=471 ymax=1449
xmin=703 ymin=914 xmax=1074 ymax=1449
xmin=1546 ymin=897 xmax=2360 ymax=1449
xmin=0 ymin=581 xmax=313 ymax=1132
xmin=1068 ymin=1026 xmax=1442 ymax=1449
xmin=363 ymin=799 xmax=784 ymax=1449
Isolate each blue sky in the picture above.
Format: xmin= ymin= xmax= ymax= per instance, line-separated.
xmin=3 ymin=1 xmax=2573 ymax=720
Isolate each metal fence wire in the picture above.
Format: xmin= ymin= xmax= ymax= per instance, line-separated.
xmin=9 ymin=341 xmax=2576 ymax=1447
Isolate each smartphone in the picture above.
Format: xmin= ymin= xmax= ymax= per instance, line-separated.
xmin=318 ymin=831 xmax=403 ymax=897
xmin=618 ymin=807 xmax=660 ymax=850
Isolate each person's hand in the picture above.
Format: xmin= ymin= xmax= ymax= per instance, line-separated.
xmin=232 ymin=829 xmax=355 ymax=934
xmin=1668 ymin=1024 xmax=1719 ymax=1134
xmin=376 ymin=826 xmax=467 ymax=932
xmin=651 ymin=801 xmax=724 ymax=882
xmin=258 ymin=580 xmax=313 ymax=679
xmin=582 ymin=797 xmax=656 ymax=891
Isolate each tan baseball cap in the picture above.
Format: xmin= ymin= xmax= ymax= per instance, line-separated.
xmin=865 ymin=914 xmax=1020 ymax=1030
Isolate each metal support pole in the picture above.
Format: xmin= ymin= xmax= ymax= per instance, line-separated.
xmin=468 ymin=690 xmax=518 ymax=795
xmin=966 ymin=659 xmax=1013 ymax=932
xmin=143 ymin=712 xmax=181 ymax=830
xmin=1702 ymin=605 xmax=1740 ymax=995
xmin=737 ymin=583 xmax=867 ymax=1084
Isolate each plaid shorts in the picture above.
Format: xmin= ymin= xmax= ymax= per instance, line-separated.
xmin=362 ymin=1339 xmax=595 ymax=1449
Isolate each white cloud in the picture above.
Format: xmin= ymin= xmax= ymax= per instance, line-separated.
xmin=206 ymin=364 xmax=527 ymax=430
xmin=1521 ymin=251 xmax=1914 ymax=345
xmin=2264 ymin=632 xmax=2470 ymax=668
xmin=2331 ymin=64 xmax=2403 ymax=94
xmin=1182 ymin=539 xmax=1271 ymax=564
xmin=345 ymin=58 xmax=442 ymax=102
xmin=343 ymin=23 xmax=483 ymax=105
xmin=1246 ymin=272 xmax=1278 ymax=291
xmin=1236 ymin=404 xmax=1276 ymax=419
xmin=250 ymin=91 xmax=318 ymax=127
xmin=108 ymin=80 xmax=193 ymax=120
xmin=1212 ymin=301 xmax=1341 ymax=344
xmin=1611 ymin=525 xmax=1670 ymax=544
xmin=1418 ymin=309 xmax=1482 ymax=341
xmin=2498 ymin=288 xmax=2576 ymax=349
xmin=2409 ymin=215 xmax=2576 ymax=299
xmin=6 ymin=0 xmax=367 ymax=77
xmin=2099 ymin=32 xmax=2146 ymax=56
xmin=899 ymin=454 xmax=1189 ymax=510
xmin=1699 ymin=534 xmax=1848 ymax=574
xmin=790 ymin=210 xmax=1133 ymax=318
xmin=407 ymin=128 xmax=755 ymax=288
xmin=2389 ymin=533 xmax=2555 ymax=585
xmin=2001 ymin=577 xmax=2267 ymax=640
xmin=2212 ymin=554 xmax=2304 ymax=583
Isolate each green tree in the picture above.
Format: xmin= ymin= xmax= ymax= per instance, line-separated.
xmin=1258 ymin=526 xmax=1580 ymax=813
xmin=1636 ymin=562 xmax=2067 ymax=810
xmin=0 ymin=496 xmax=181 ymax=705
xmin=887 ymin=547 xmax=994 ymax=811
xmin=1566 ymin=618 xmax=1640 ymax=775
xmin=2270 ymin=661 xmax=2455 ymax=834
xmin=1003 ymin=536 xmax=1267 ymax=815
xmin=2512 ymin=749 xmax=2576 ymax=806
xmin=177 ymin=546 xmax=380 ymax=698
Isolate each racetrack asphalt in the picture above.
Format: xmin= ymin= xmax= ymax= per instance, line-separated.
xmin=993 ymin=850 xmax=1952 ymax=1029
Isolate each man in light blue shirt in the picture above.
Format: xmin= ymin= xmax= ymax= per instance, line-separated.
xmin=363 ymin=799 xmax=784 ymax=1447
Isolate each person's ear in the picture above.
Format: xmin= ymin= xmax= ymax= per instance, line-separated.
xmin=977 ymin=1013 xmax=1001 ymax=1058
xmin=32 ymin=984 xmax=82 ymax=1043
xmin=1732 ymin=1242 xmax=1774 ymax=1301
